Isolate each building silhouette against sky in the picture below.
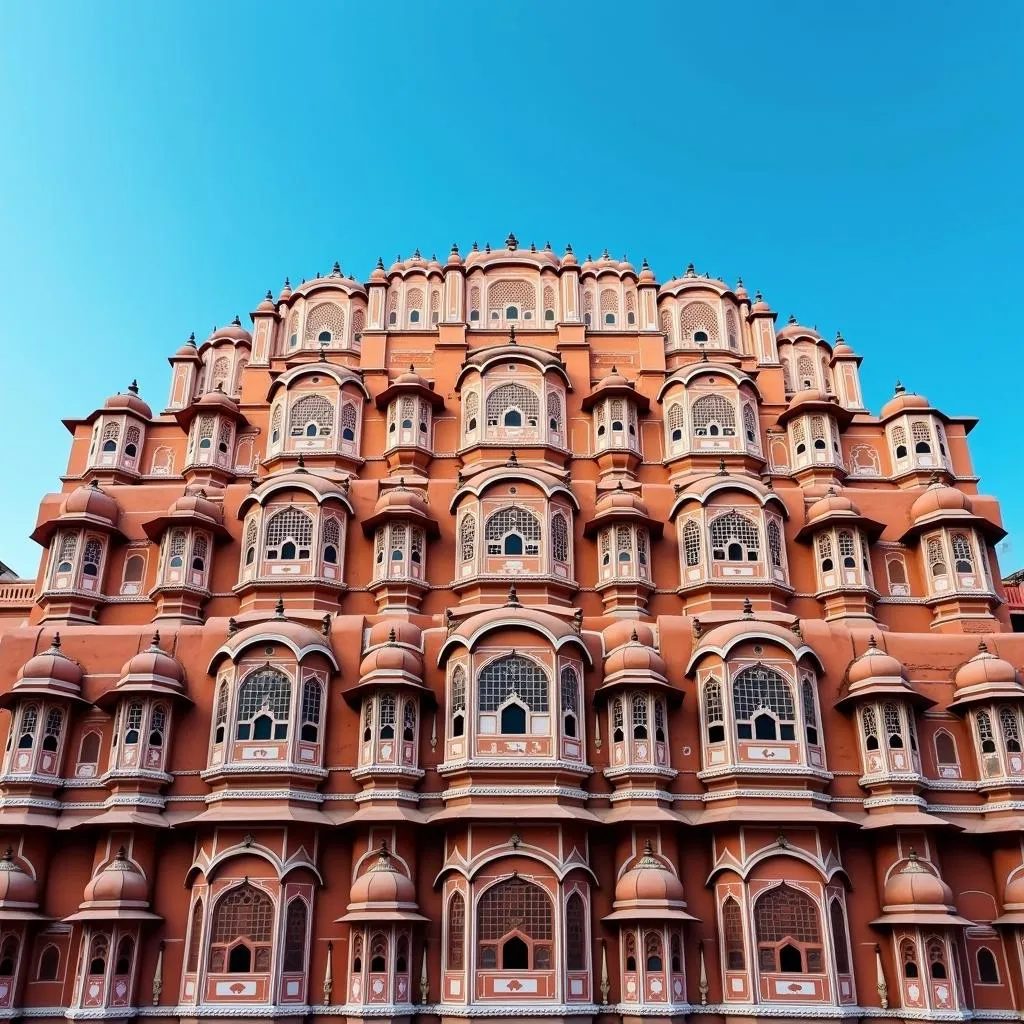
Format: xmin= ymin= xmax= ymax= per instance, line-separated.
xmin=0 ymin=238 xmax=1022 ymax=1021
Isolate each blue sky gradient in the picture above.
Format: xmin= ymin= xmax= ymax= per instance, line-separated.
xmin=1 ymin=1 xmax=1022 ymax=576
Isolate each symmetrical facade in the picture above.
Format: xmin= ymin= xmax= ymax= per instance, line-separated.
xmin=0 ymin=240 xmax=1022 ymax=1024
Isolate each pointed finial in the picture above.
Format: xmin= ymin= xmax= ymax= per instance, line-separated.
xmin=228 ymin=617 xmax=238 ymax=635
xmin=471 ymin=241 xmax=479 ymax=251
xmin=90 ymin=478 xmax=100 ymax=489
xmin=128 ymin=379 xmax=139 ymax=394
xmin=791 ymin=618 xmax=802 ymax=638
xmin=232 ymin=315 xmax=241 ymax=326
xmin=685 ymin=262 xmax=696 ymax=277
xmin=1 ymin=848 xmax=11 ymax=862
xmin=388 ymin=627 xmax=397 ymax=644
xmin=284 ymin=276 xmax=291 ymax=288
xmin=754 ymin=290 xmax=763 ymax=302
xmin=321 ymin=613 xmax=331 ymax=636
xmin=506 ymin=584 xmax=521 ymax=607
xmin=616 ymin=480 xmax=624 ymax=490
xmin=450 ymin=242 xmax=459 ymax=255
xmin=867 ymin=634 xmax=878 ymax=649
xmin=742 ymin=597 xmax=753 ymax=618
xmin=296 ymin=453 xmax=306 ymax=470
xmin=894 ymin=379 xmax=905 ymax=395
xmin=186 ymin=331 xmax=196 ymax=347
xmin=565 ymin=242 xmax=573 ymax=254
xmin=318 ymin=346 xmax=327 ymax=361
xmin=602 ymin=247 xmax=610 ymax=259
xmin=331 ymin=261 xmax=341 ymax=276
xmin=717 ymin=457 xmax=728 ymax=476
xmin=978 ymin=639 xmax=989 ymax=653
xmin=544 ymin=241 xmax=552 ymax=250
xmin=484 ymin=242 xmax=491 ymax=253
xmin=506 ymin=450 xmax=519 ymax=467
xmin=701 ymin=347 xmax=709 ymax=361
xmin=630 ymin=627 xmax=639 ymax=643
xmin=908 ymin=847 xmax=918 ymax=862
xmin=692 ymin=617 xmax=703 ymax=639
xmin=150 ymin=630 xmax=161 ymax=649
xmin=265 ymin=289 xmax=273 ymax=301
xmin=508 ymin=324 xmax=517 ymax=344
xmin=529 ymin=241 xmax=536 ymax=252
xmin=736 ymin=275 xmax=744 ymax=286
xmin=115 ymin=845 xmax=128 ymax=860
xmin=788 ymin=313 xmax=797 ymax=324
xmin=51 ymin=632 xmax=61 ymax=651
xmin=275 ymin=597 xmax=285 ymax=619
xmin=506 ymin=232 xmax=518 ymax=250
xmin=642 ymin=839 xmax=653 ymax=856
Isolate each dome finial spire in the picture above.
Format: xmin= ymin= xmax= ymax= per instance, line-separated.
xmin=275 ymin=597 xmax=285 ymax=619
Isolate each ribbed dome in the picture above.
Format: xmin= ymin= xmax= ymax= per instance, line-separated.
xmin=595 ymin=485 xmax=650 ymax=518
xmin=603 ymin=619 xmax=655 ymax=651
xmin=349 ymin=845 xmax=416 ymax=905
xmin=359 ymin=637 xmax=424 ymax=678
xmin=0 ymin=849 xmax=38 ymax=906
xmin=173 ymin=334 xmax=201 ymax=359
xmin=883 ymin=852 xmax=954 ymax=909
xmin=847 ymin=637 xmax=906 ymax=686
xmin=910 ymin=481 xmax=971 ymax=522
xmin=17 ymin=634 xmax=84 ymax=688
xmin=366 ymin=619 xmax=422 ymax=650
xmin=1003 ymin=872 xmax=1024 ymax=912
xmin=103 ymin=383 xmax=152 ymax=419
xmin=881 ymin=386 xmax=929 ymax=418
xmin=595 ymin=367 xmax=631 ymax=390
xmin=806 ymin=489 xmax=861 ymax=522
xmin=787 ymin=387 xmax=832 ymax=409
xmin=83 ymin=848 xmax=148 ymax=905
xmin=195 ymin=388 xmax=241 ymax=416
xmin=750 ymin=293 xmax=772 ymax=314
xmin=60 ymin=481 xmax=120 ymax=527
xmin=206 ymin=320 xmax=251 ymax=344
xmin=255 ymin=290 xmax=276 ymax=313
xmin=604 ymin=631 xmax=667 ymax=679
xmin=371 ymin=487 xmax=432 ymax=520
xmin=393 ymin=365 xmax=432 ymax=388
xmin=615 ymin=842 xmax=685 ymax=904
xmin=638 ymin=261 xmax=655 ymax=284
xmin=955 ymin=643 xmax=1018 ymax=690
xmin=119 ymin=633 xmax=186 ymax=688
xmin=171 ymin=490 xmax=222 ymax=522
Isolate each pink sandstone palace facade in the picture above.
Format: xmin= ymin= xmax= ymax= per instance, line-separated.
xmin=0 ymin=238 xmax=1022 ymax=1024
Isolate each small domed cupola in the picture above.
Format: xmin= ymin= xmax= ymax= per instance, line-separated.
xmin=376 ymin=367 xmax=445 ymax=474
xmin=175 ymin=389 xmax=249 ymax=487
xmin=949 ymin=642 xmax=1024 ymax=711
xmin=995 ymin=872 xmax=1024 ymax=925
xmin=338 ymin=844 xmax=426 ymax=923
xmin=96 ymin=632 xmax=189 ymax=708
xmin=0 ymin=848 xmax=42 ymax=918
xmin=581 ymin=367 xmax=650 ymax=477
xmin=872 ymin=852 xmax=969 ymax=928
xmin=1 ymin=634 xmax=87 ymax=708
xmin=66 ymin=847 xmax=160 ymax=922
xmin=605 ymin=842 xmax=695 ymax=922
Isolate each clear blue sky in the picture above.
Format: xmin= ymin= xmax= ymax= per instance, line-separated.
xmin=1 ymin=2 xmax=1022 ymax=578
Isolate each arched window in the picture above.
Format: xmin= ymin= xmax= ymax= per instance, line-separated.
xmin=235 ymin=667 xmax=291 ymax=742
xmin=82 ymin=538 xmax=102 ymax=578
xmin=167 ymin=529 xmax=187 ymax=570
xmin=692 ymin=394 xmax=736 ymax=437
xmin=402 ymin=699 xmax=416 ymax=742
xmin=976 ymin=946 xmax=999 ymax=984
xmin=282 ymin=899 xmax=308 ymax=973
xmin=78 ymin=730 xmax=101 ymax=770
xmin=927 ymin=937 xmax=948 ymax=980
xmin=912 ymin=420 xmax=932 ymax=454
xmin=289 ymin=395 xmax=334 ymax=439
xmin=37 ymin=944 xmax=59 ymax=981
xmin=101 ymin=421 xmax=120 ymax=452
xmin=478 ymin=654 xmax=549 ymax=734
xmin=484 ymin=507 xmax=540 ymax=556
xmin=951 ymin=532 xmax=975 ymax=573
xmin=811 ymin=416 xmax=827 ymax=450
xmin=191 ymin=534 xmax=208 ymax=573
xmin=448 ymin=892 xmax=465 ymax=969
xmin=838 ymin=530 xmax=856 ymax=569
xmin=42 ymin=707 xmax=63 ymax=752
xmin=901 ymin=938 xmax=919 ymax=978
xmin=934 ymin=730 xmax=958 ymax=772
xmin=300 ymin=680 xmax=322 ymax=742
xmin=624 ymin=931 xmax=638 ymax=972
xmin=17 ymin=704 xmax=38 ymax=749
xmin=114 ymin=935 xmax=134 ymax=975
xmin=209 ymin=883 xmax=275 ymax=974
xmin=977 ymin=710 xmax=996 ymax=753
xmin=733 ymin=666 xmax=796 ymax=742
xmin=797 ymin=355 xmax=814 ymax=389
xmin=486 ymin=383 xmax=540 ymax=429
xmin=187 ymin=898 xmax=204 ymax=972
xmin=710 ymin=511 xmax=760 ymax=562
xmin=781 ymin=357 xmax=794 ymax=392
xmin=265 ymin=507 xmax=313 ymax=561
xmin=817 ymin=533 xmax=834 ymax=572
xmin=829 ymin=898 xmax=850 ymax=973
xmin=883 ymin=702 xmax=904 ymax=749
xmin=612 ymin=697 xmax=624 ymax=743
xmin=352 ymin=933 xmax=363 ymax=973
xmin=743 ymin=404 xmax=758 ymax=444
xmin=450 ymin=666 xmax=467 ymax=738
xmin=645 ymin=931 xmax=663 ymax=971
xmin=683 ymin=520 xmax=702 ymax=567
xmin=322 ymin=516 xmax=340 ymax=565
xmin=54 ymin=532 xmax=78 ymax=574
xmin=459 ymin=513 xmax=476 ymax=563
xmin=767 ymin=520 xmax=783 ymax=570
xmin=0 ymin=935 xmax=18 ymax=977
xmin=723 ymin=897 xmax=745 ymax=969
xmin=705 ymin=679 xmax=725 ymax=743
xmin=551 ymin=513 xmax=569 ymax=564
xmin=1000 ymin=705 xmax=1022 ymax=752
xmin=477 ymin=877 xmax=553 ymax=971
xmin=340 ymin=402 xmax=358 ymax=442
xmin=801 ymin=679 xmax=819 ymax=746
xmin=668 ymin=403 xmax=684 ymax=443
xmin=565 ymin=892 xmax=587 ymax=971
xmin=213 ymin=682 xmax=228 ymax=745
xmin=270 ymin=405 xmax=283 ymax=446
xmin=680 ymin=301 xmax=719 ymax=345
xmin=631 ymin=694 xmax=648 ymax=739
xmin=464 ymin=392 xmax=479 ymax=434
xmin=861 ymin=705 xmax=879 ymax=751
xmin=305 ymin=302 xmax=345 ymax=346
xmin=88 ymin=934 xmax=108 ymax=976
xmin=926 ymin=537 xmax=947 ymax=578
xmin=148 ymin=704 xmax=167 ymax=748
xmin=379 ymin=694 xmax=396 ymax=740
xmin=892 ymin=425 xmax=908 ymax=460
xmin=754 ymin=884 xmax=823 ymax=973
xmin=547 ymin=391 xmax=563 ymax=440
xmin=560 ymin=666 xmax=580 ymax=738
xmin=121 ymin=554 xmax=145 ymax=595
xmin=243 ymin=518 xmax=258 ymax=569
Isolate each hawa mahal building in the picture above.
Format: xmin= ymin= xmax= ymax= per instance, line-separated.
xmin=0 ymin=238 xmax=1022 ymax=1024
